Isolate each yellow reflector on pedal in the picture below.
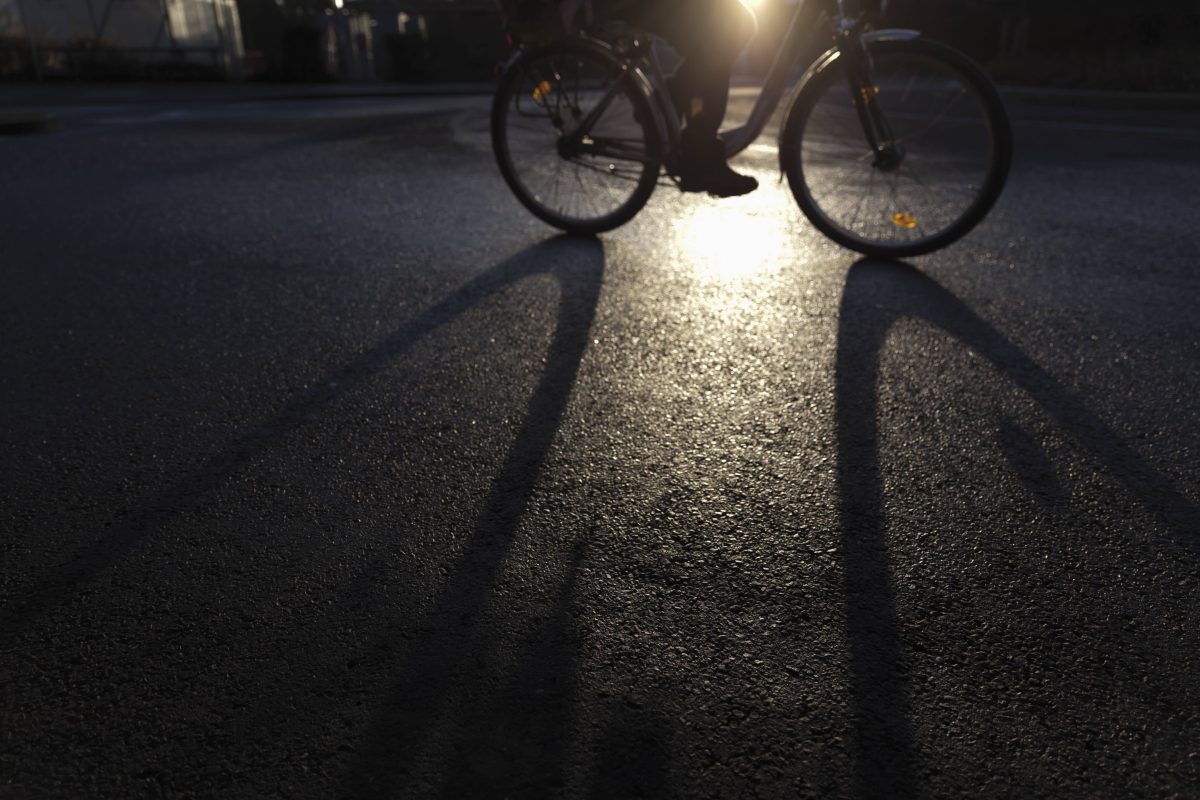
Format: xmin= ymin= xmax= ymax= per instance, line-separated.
xmin=861 ymin=85 xmax=880 ymax=101
xmin=892 ymin=212 xmax=918 ymax=229
xmin=533 ymin=80 xmax=553 ymax=102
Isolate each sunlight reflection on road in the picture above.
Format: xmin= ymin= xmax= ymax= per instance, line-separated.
xmin=670 ymin=166 xmax=817 ymax=288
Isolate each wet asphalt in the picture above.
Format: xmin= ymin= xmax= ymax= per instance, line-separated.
xmin=1 ymin=89 xmax=1198 ymax=798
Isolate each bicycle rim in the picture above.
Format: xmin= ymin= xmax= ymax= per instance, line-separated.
xmin=495 ymin=46 xmax=658 ymax=233
xmin=792 ymin=42 xmax=1008 ymax=256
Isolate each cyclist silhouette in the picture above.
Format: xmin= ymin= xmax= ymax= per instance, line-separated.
xmin=495 ymin=0 xmax=1009 ymax=251
xmin=569 ymin=0 xmax=760 ymax=197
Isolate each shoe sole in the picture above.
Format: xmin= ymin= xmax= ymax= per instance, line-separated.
xmin=678 ymin=180 xmax=759 ymax=199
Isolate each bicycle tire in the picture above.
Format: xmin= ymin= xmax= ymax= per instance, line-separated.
xmin=780 ymin=38 xmax=1012 ymax=259
xmin=492 ymin=41 xmax=662 ymax=235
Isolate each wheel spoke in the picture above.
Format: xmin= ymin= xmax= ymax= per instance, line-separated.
xmin=497 ymin=47 xmax=658 ymax=231
xmin=794 ymin=44 xmax=1007 ymax=255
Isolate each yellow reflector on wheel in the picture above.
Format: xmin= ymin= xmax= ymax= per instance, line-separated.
xmin=892 ymin=212 xmax=918 ymax=229
xmin=533 ymin=80 xmax=553 ymax=102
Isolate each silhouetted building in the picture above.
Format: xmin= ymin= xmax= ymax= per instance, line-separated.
xmin=235 ymin=0 xmax=374 ymax=80
xmin=340 ymin=0 xmax=506 ymax=81
xmin=3 ymin=0 xmax=1197 ymax=89
xmin=0 ymin=0 xmax=243 ymax=79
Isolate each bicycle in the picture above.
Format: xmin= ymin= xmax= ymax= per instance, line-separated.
xmin=491 ymin=0 xmax=1012 ymax=259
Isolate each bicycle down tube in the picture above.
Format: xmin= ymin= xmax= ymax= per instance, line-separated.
xmin=720 ymin=0 xmax=823 ymax=157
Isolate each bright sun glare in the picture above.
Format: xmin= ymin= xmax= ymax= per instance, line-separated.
xmin=672 ymin=183 xmax=795 ymax=283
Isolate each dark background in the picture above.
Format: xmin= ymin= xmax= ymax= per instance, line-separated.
xmin=1 ymin=0 xmax=1198 ymax=90
xmin=880 ymin=0 xmax=1200 ymax=91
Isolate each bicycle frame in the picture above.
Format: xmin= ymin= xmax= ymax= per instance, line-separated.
xmin=720 ymin=0 xmax=829 ymax=157
xmin=720 ymin=1 xmax=922 ymax=160
xmin=525 ymin=0 xmax=922 ymax=175
xmin=494 ymin=2 xmax=1011 ymax=251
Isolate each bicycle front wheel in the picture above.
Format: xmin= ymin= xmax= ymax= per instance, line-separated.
xmin=492 ymin=42 xmax=662 ymax=235
xmin=782 ymin=38 xmax=1012 ymax=258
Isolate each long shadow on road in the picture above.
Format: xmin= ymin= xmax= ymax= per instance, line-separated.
xmin=338 ymin=233 xmax=635 ymax=796
xmin=835 ymin=258 xmax=1198 ymax=797
xmin=334 ymin=231 xmax=663 ymax=797
xmin=0 ymin=236 xmax=605 ymax=646
xmin=7 ymin=233 xmax=652 ymax=796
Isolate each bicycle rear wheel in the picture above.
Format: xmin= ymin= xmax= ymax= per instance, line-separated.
xmin=492 ymin=42 xmax=662 ymax=235
xmin=782 ymin=38 xmax=1011 ymax=258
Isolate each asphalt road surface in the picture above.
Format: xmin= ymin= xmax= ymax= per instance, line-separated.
xmin=2 ymin=87 xmax=1198 ymax=798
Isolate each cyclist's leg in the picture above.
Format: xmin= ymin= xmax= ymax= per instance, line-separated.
xmin=596 ymin=0 xmax=755 ymax=135
xmin=597 ymin=0 xmax=757 ymax=195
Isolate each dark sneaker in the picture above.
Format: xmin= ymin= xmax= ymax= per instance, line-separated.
xmin=676 ymin=131 xmax=758 ymax=198
xmin=678 ymin=162 xmax=759 ymax=197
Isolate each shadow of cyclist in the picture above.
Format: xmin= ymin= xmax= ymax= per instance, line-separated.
xmin=1 ymin=235 xmax=606 ymax=646
xmin=834 ymin=257 xmax=1198 ymax=797
xmin=340 ymin=234 xmax=618 ymax=797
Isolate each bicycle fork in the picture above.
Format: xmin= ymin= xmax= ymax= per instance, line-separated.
xmin=840 ymin=27 xmax=906 ymax=172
